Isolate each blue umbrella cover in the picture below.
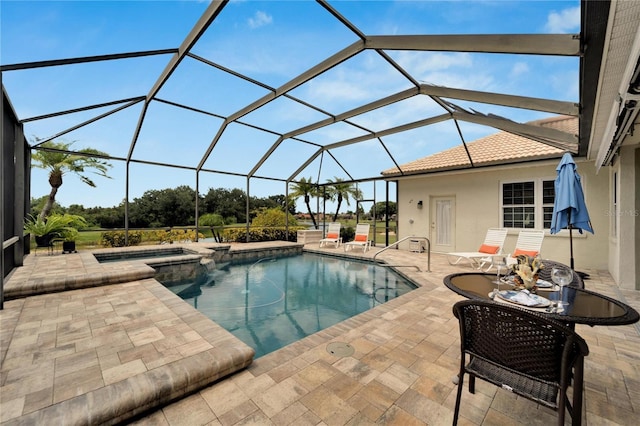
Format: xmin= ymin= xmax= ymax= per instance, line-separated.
xmin=550 ymin=153 xmax=594 ymax=235
xmin=550 ymin=153 xmax=593 ymax=271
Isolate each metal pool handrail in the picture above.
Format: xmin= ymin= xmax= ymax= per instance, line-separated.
xmin=373 ymin=236 xmax=431 ymax=272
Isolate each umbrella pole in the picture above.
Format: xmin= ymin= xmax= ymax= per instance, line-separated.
xmin=568 ymin=212 xmax=589 ymax=279
xmin=569 ymin=225 xmax=574 ymax=270
xmin=568 ymin=209 xmax=575 ymax=270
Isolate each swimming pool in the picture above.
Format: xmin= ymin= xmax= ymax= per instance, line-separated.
xmin=166 ymin=253 xmax=417 ymax=358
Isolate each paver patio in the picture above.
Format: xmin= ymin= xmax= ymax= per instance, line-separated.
xmin=1 ymin=242 xmax=639 ymax=425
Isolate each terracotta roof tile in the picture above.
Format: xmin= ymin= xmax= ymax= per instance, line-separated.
xmin=382 ymin=115 xmax=575 ymax=176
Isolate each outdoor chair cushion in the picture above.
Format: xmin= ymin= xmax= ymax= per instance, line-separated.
xmin=478 ymin=244 xmax=500 ymax=254
xmin=513 ymin=248 xmax=539 ymax=257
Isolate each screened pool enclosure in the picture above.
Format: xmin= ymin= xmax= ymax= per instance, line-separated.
xmin=2 ymin=0 xmax=608 ymax=289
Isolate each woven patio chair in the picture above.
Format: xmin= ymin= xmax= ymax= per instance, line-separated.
xmin=537 ymin=259 xmax=585 ymax=289
xmin=452 ymin=299 xmax=589 ymax=426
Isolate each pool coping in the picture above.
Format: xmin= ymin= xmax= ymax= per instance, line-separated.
xmin=4 ymin=242 xmax=305 ymax=300
xmin=3 ymin=244 xmax=224 ymax=300
xmin=3 ymin=250 xmax=157 ymax=300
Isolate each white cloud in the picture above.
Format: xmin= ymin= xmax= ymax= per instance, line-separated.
xmin=396 ymin=51 xmax=473 ymax=75
xmin=391 ymin=50 xmax=499 ymax=91
xmin=510 ymin=62 xmax=530 ymax=78
xmin=248 ymin=10 xmax=272 ymax=29
xmin=544 ymin=6 xmax=580 ymax=33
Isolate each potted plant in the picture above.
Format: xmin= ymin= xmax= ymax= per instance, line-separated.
xmin=61 ymin=228 xmax=79 ymax=253
xmin=24 ymin=214 xmax=65 ymax=249
xmin=23 ymin=214 xmax=86 ymax=253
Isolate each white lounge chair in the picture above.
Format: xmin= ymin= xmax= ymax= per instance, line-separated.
xmin=446 ymin=228 xmax=508 ymax=271
xmin=319 ymin=222 xmax=342 ymax=248
xmin=506 ymin=229 xmax=545 ymax=265
xmin=344 ymin=223 xmax=371 ymax=252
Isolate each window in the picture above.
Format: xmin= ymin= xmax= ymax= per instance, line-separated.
xmin=542 ymin=180 xmax=555 ymax=229
xmin=502 ymin=181 xmax=535 ymax=228
xmin=501 ymin=180 xmax=555 ymax=229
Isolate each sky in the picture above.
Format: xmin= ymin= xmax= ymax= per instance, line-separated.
xmin=1 ymin=0 xmax=581 ymax=214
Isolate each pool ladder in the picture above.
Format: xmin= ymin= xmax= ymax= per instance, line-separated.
xmin=372 ymin=236 xmax=431 ymax=272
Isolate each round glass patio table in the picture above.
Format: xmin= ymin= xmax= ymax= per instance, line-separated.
xmin=444 ymin=272 xmax=639 ymax=326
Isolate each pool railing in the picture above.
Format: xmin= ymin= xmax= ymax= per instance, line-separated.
xmin=373 ymin=235 xmax=431 ymax=272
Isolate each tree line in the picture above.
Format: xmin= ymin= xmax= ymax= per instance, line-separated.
xmin=31 ymin=186 xmax=290 ymax=229
xmin=31 ymin=185 xmax=397 ymax=230
xmin=29 ymin=139 xmax=396 ymax=230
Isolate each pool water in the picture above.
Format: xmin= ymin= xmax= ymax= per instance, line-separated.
xmin=166 ymin=253 xmax=417 ymax=358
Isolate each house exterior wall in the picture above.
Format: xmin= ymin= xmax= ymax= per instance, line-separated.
xmin=610 ymin=145 xmax=640 ymax=289
xmin=394 ymin=158 xmax=610 ymax=271
xmin=636 ymin=147 xmax=640 ymax=289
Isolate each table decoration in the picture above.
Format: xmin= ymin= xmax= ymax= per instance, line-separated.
xmin=511 ymin=255 xmax=544 ymax=292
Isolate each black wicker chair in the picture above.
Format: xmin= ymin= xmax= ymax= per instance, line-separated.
xmin=452 ymin=300 xmax=589 ymax=426
xmin=538 ymin=259 xmax=585 ymax=289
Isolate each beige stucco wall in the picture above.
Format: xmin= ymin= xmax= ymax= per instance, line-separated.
xmin=394 ymin=158 xmax=610 ymax=271
xmin=610 ymin=145 xmax=639 ymax=289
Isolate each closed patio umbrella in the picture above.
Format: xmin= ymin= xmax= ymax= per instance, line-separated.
xmin=550 ymin=153 xmax=594 ymax=272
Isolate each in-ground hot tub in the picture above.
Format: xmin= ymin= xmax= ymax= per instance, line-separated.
xmin=94 ymin=246 xmax=193 ymax=262
xmin=93 ymin=245 xmax=218 ymax=284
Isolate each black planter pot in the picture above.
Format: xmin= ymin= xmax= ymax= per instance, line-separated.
xmin=35 ymin=234 xmax=54 ymax=248
xmin=34 ymin=234 xmax=55 ymax=255
xmin=62 ymin=241 xmax=77 ymax=254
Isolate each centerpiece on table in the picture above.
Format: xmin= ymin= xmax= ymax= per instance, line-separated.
xmin=511 ymin=255 xmax=544 ymax=292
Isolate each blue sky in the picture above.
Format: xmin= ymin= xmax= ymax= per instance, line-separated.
xmin=1 ymin=0 xmax=581 ymax=213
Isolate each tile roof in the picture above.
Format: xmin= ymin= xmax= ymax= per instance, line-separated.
xmin=382 ymin=115 xmax=577 ymax=176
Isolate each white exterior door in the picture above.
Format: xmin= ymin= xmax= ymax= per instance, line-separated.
xmin=430 ymin=196 xmax=455 ymax=252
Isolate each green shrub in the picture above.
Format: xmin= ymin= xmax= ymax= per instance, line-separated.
xmin=100 ymin=229 xmax=204 ymax=247
xmin=252 ymin=208 xmax=298 ymax=227
xmin=165 ymin=229 xmax=204 ymax=243
xmin=140 ymin=229 xmax=167 ymax=243
xmin=200 ymin=213 xmax=225 ymax=227
xmin=341 ymin=226 xmax=355 ymax=242
xmin=221 ymin=226 xmax=305 ymax=242
xmin=100 ymin=231 xmax=143 ymax=247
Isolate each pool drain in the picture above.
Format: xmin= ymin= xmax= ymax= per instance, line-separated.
xmin=326 ymin=342 xmax=354 ymax=357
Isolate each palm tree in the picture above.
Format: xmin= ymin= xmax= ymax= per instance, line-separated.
xmin=31 ymin=139 xmax=112 ymax=220
xmin=326 ymin=177 xmax=362 ymax=222
xmin=290 ymin=177 xmax=319 ymax=229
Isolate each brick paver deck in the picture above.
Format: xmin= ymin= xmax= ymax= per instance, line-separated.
xmin=2 ymin=242 xmax=639 ymax=425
